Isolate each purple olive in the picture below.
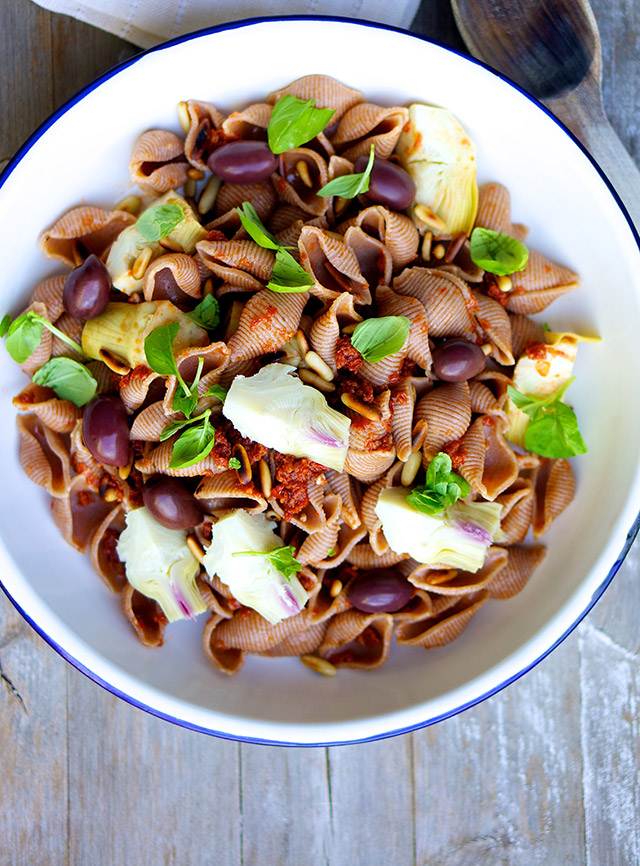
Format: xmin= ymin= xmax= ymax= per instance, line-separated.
xmin=354 ymin=156 xmax=416 ymax=211
xmin=207 ymin=141 xmax=277 ymax=184
xmin=63 ymin=254 xmax=112 ymax=320
xmin=143 ymin=477 xmax=202 ymax=530
xmin=432 ymin=339 xmax=487 ymax=382
xmin=82 ymin=395 xmax=130 ymax=467
xmin=347 ymin=569 xmax=413 ymax=613
xmin=151 ymin=267 xmax=192 ymax=310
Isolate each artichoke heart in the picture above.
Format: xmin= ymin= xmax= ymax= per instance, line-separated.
xmin=82 ymin=300 xmax=207 ymax=369
xmin=116 ymin=506 xmax=206 ymax=623
xmin=106 ymin=191 xmax=207 ymax=294
xmin=375 ymin=487 xmax=501 ymax=572
xmin=395 ymin=104 xmax=478 ymax=236
xmin=202 ymin=510 xmax=309 ymax=625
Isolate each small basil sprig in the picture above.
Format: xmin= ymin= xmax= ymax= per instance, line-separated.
xmin=406 ymin=452 xmax=470 ymax=516
xmin=171 ymin=356 xmax=204 ymax=419
xmin=228 ymin=457 xmax=241 ymax=469
xmin=1 ymin=310 xmax=85 ymax=363
xmin=160 ymin=408 xmax=216 ymax=469
xmin=508 ymin=379 xmax=587 ymax=458
xmin=350 ymin=316 xmax=410 ymax=363
xmin=232 ymin=545 xmax=303 ymax=581
xmin=318 ymin=145 xmax=375 ymax=198
xmin=206 ymin=384 xmax=228 ymax=403
xmin=32 ymin=357 xmax=98 ymax=407
xmin=136 ymin=203 xmax=185 ymax=243
xmin=186 ymin=295 xmax=220 ymax=331
xmin=144 ymin=322 xmax=193 ymax=405
xmin=267 ymin=95 xmax=335 ymax=154
xmin=469 ymin=227 xmax=529 ymax=276
xmin=236 ymin=202 xmax=313 ymax=294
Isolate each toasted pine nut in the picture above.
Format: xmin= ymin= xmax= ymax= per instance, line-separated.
xmin=414 ymin=203 xmax=447 ymax=232
xmin=177 ymin=101 xmax=191 ymax=134
xmin=341 ymin=392 xmax=381 ymax=421
xmin=445 ymin=231 xmax=466 ymax=263
xmin=298 ymin=368 xmax=336 ymax=393
xmin=184 ymin=177 xmax=197 ymax=198
xmin=481 ymin=343 xmax=493 ymax=356
xmin=304 ymin=350 xmax=334 ymax=381
xmin=401 ymin=451 xmax=422 ymax=487
xmin=159 ymin=237 xmax=183 ymax=253
xmin=258 ymin=459 xmax=272 ymax=499
xmin=198 ymin=176 xmax=222 ymax=215
xmin=224 ymin=300 xmax=243 ymax=341
xmin=118 ymin=452 xmax=134 ymax=481
xmin=187 ymin=167 xmax=205 ymax=181
xmin=296 ymin=160 xmax=313 ymax=188
xmin=497 ymin=275 xmax=513 ymax=292
xmin=421 ymin=230 xmax=433 ymax=261
xmin=186 ymin=535 xmax=205 ymax=565
xmin=324 ymin=261 xmax=352 ymax=292
xmin=341 ymin=322 xmax=359 ymax=335
xmin=132 ymin=245 xmax=153 ymax=280
xmin=202 ymin=277 xmax=214 ymax=296
xmin=102 ymin=487 xmax=119 ymax=503
xmin=296 ymin=328 xmax=309 ymax=356
xmin=114 ymin=194 xmax=142 ymax=215
xmin=232 ymin=443 xmax=252 ymax=485
xmin=334 ymin=196 xmax=350 ymax=215
xmin=432 ymin=243 xmax=446 ymax=260
xmin=315 ymin=473 xmax=327 ymax=486
xmin=329 ymin=579 xmax=343 ymax=598
xmin=99 ymin=348 xmax=131 ymax=376
xmin=411 ymin=419 xmax=428 ymax=453
xmin=300 ymin=655 xmax=337 ymax=677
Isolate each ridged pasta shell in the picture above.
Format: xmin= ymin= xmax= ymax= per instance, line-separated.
xmin=376 ymin=285 xmax=432 ymax=371
xmin=214 ymin=180 xmax=278 ymax=222
xmin=196 ymin=238 xmax=273 ymax=290
xmin=129 ymin=129 xmax=189 ymax=194
xmin=452 ymin=415 xmax=519 ymax=500
xmin=346 ymin=544 xmax=408 ymax=568
xmin=20 ymin=301 xmax=53 ymax=376
xmin=267 ymin=75 xmax=364 ymax=120
xmin=183 ymin=100 xmax=226 ymax=170
xmin=121 ymin=583 xmax=167 ymax=648
xmin=271 ymin=148 xmax=330 ymax=217
xmin=533 ymin=457 xmax=575 ymax=538
xmin=495 ymin=481 xmax=535 ymax=544
xmin=142 ymin=253 xmax=202 ymax=303
xmin=487 ymin=545 xmax=547 ymax=599
xmin=16 ymin=414 xmax=71 ymax=498
xmin=319 ymin=610 xmax=394 ymax=669
xmin=416 ymin=382 xmax=471 ymax=457
xmin=394 ymin=267 xmax=478 ymax=340
xmin=408 ymin=547 xmax=508 ymax=597
xmin=349 ymin=206 xmax=419 ymax=270
xmin=309 ymin=291 xmax=362 ymax=373
xmin=507 ymin=250 xmax=580 ymax=314
xmin=222 ymin=103 xmax=272 ymax=137
xmin=226 ymin=289 xmax=308 ymax=363
xmin=203 ymin=616 xmax=245 ymax=675
xmin=475 ymin=182 xmax=512 ymax=234
xmin=268 ymin=203 xmax=308 ymax=234
xmin=509 ymin=312 xmax=546 ymax=358
xmin=395 ymin=591 xmax=488 ymax=648
xmin=298 ymin=225 xmax=370 ymax=305
xmin=39 ymin=206 xmax=135 ymax=267
xmin=13 ymin=383 xmax=81 ymax=433
xmin=130 ymin=400 xmax=177 ymax=441
xmin=195 ymin=471 xmax=267 ymax=515
xmin=51 ymin=474 xmax=117 ymax=553
xmin=325 ymin=468 xmax=362 ymax=529
xmin=344 ymin=225 xmax=393 ymax=289
xmin=212 ymin=608 xmax=319 ymax=654
xmin=32 ymin=275 xmax=66 ymax=322
xmin=473 ymin=291 xmax=514 ymax=365
xmin=89 ymin=505 xmax=127 ymax=593
xmin=332 ymin=104 xmax=409 ymax=161
xmin=390 ymin=379 xmax=416 ymax=462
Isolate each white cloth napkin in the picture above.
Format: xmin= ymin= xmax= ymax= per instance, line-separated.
xmin=28 ymin=0 xmax=421 ymax=48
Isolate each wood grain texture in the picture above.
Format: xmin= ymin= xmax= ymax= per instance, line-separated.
xmin=0 ymin=1 xmax=639 ymax=864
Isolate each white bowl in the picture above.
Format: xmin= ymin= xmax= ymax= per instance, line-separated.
xmin=1 ymin=17 xmax=639 ymax=746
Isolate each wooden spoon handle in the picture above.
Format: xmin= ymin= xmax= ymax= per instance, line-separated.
xmin=546 ymin=75 xmax=640 ymax=229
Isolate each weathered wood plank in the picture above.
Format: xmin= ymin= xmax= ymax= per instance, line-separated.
xmin=239 ymin=744 xmax=331 ymax=865
xmin=66 ymin=666 xmax=242 ymax=866
xmin=413 ymin=634 xmax=585 ymax=866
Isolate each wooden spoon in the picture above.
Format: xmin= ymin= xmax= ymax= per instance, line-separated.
xmin=451 ymin=0 xmax=640 ymax=228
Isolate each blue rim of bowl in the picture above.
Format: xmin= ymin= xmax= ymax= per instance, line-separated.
xmin=1 ymin=14 xmax=639 ymax=748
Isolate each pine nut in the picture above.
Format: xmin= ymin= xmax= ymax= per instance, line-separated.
xmin=177 ymin=101 xmax=191 ymax=134
xmin=202 ymin=277 xmax=214 ymax=296
xmin=304 ymin=350 xmax=334 ymax=381
xmin=432 ymin=243 xmax=446 ymax=260
xmin=296 ymin=160 xmax=313 ymax=188
xmin=334 ymin=196 xmax=350 ymax=215
xmin=414 ymin=203 xmax=447 ymax=232
xmin=132 ymin=245 xmax=153 ymax=280
xmin=118 ymin=451 xmax=134 ymax=481
xmin=342 ymin=322 xmax=359 ymax=335
xmin=340 ymin=392 xmax=381 ymax=421
xmin=497 ymin=275 xmax=513 ymax=292
xmin=258 ymin=459 xmax=272 ymax=499
xmin=421 ymin=230 xmax=433 ymax=261
xmin=401 ymin=451 xmax=422 ymax=487
xmin=103 ymin=488 xmax=119 ymax=503
xmin=411 ymin=419 xmax=428 ymax=453
xmin=232 ymin=443 xmax=252 ymax=485
xmin=296 ymin=328 xmax=309 ymax=356
xmin=99 ymin=348 xmax=131 ymax=376
xmin=187 ymin=168 xmax=205 ymax=181
xmin=481 ymin=343 xmax=493 ymax=356
xmin=114 ymin=195 xmax=142 ymax=215
xmin=184 ymin=178 xmax=197 ymax=198
xmin=329 ymin=579 xmax=343 ymax=598
xmin=159 ymin=237 xmax=183 ymax=253
xmin=445 ymin=231 xmax=466 ymax=263
xmin=300 ymin=655 xmax=337 ymax=677
xmin=198 ymin=176 xmax=222 ymax=215
xmin=186 ymin=535 xmax=205 ymax=565
xmin=298 ymin=368 xmax=336 ymax=392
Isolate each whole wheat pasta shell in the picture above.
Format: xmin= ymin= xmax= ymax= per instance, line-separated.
xmin=13 ymin=383 xmax=81 ymax=434
xmin=143 ymin=253 xmax=202 ymax=302
xmin=332 ymin=104 xmax=409 ymax=161
xmin=319 ymin=609 xmax=394 ymax=669
xmin=121 ymin=583 xmax=168 ymax=649
xmin=266 ymin=75 xmax=364 ymax=120
xmin=129 ymin=129 xmax=189 ymax=194
xmin=309 ymin=291 xmax=362 ymax=373
xmin=299 ymin=225 xmax=370 ymax=305
xmin=16 ymin=414 xmax=71 ymax=498
xmin=349 ymin=206 xmax=419 ymax=270
xmin=183 ymin=99 xmax=226 ymax=170
xmin=395 ymin=591 xmax=488 ymax=649
xmin=271 ymin=148 xmax=330 ymax=217
xmin=39 ymin=206 xmax=135 ymax=267
xmin=226 ymin=288 xmax=308 ymax=363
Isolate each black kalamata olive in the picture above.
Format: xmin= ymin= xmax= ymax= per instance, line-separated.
xmin=82 ymin=395 xmax=130 ymax=467
xmin=432 ymin=339 xmax=487 ymax=382
xmin=63 ymin=254 xmax=112 ymax=320
xmin=354 ymin=156 xmax=416 ymax=211
xmin=207 ymin=141 xmax=278 ymax=184
xmin=347 ymin=569 xmax=413 ymax=613
xmin=142 ymin=477 xmax=202 ymax=530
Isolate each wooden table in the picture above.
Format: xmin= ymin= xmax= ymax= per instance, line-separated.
xmin=1 ymin=2 xmax=639 ymax=863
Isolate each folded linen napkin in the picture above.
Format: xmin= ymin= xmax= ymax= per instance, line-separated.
xmin=28 ymin=0 xmax=421 ymax=48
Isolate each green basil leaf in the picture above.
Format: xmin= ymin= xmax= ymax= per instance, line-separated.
xmin=228 ymin=457 xmax=241 ymax=469
xmin=407 ymin=451 xmax=469 ymax=516
xmin=160 ymin=407 xmax=210 ymax=441
xmin=327 ymin=548 xmax=336 ymax=558
xmin=237 ymin=202 xmax=280 ymax=250
xmin=144 ymin=322 xmax=180 ymax=377
xmin=186 ymin=295 xmax=220 ymax=331
xmin=169 ymin=414 xmax=215 ymax=469
xmin=5 ymin=313 xmax=44 ymax=363
xmin=32 ymin=358 xmax=98 ymax=407
xmin=350 ymin=316 xmax=410 ymax=363
xmin=267 ymin=248 xmax=314 ymax=293
xmin=232 ymin=545 xmax=302 ymax=582
xmin=267 ymin=94 xmax=335 ymax=154
xmin=469 ymin=227 xmax=529 ymax=276
xmin=0 ymin=314 xmax=12 ymax=338
xmin=136 ymin=203 xmax=185 ymax=243
xmin=206 ymin=384 xmax=228 ymax=403
xmin=525 ymin=401 xmax=587 ymax=458
xmin=172 ymin=356 xmax=204 ymax=419
xmin=506 ymin=385 xmax=540 ymax=414
xmin=318 ymin=145 xmax=375 ymax=198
